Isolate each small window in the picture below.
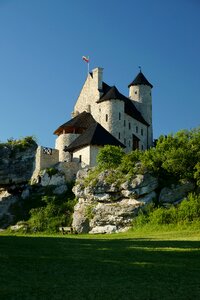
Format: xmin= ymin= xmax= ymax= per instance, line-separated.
xmin=106 ymin=114 xmax=108 ymax=122
xmin=128 ymin=140 xmax=131 ymax=147
xmin=79 ymin=155 xmax=82 ymax=163
xmin=119 ymin=112 xmax=121 ymax=120
xmin=136 ymin=126 xmax=138 ymax=133
xmin=124 ymin=120 xmax=126 ymax=127
xmin=129 ymin=122 xmax=131 ymax=130
xmin=118 ymin=132 xmax=121 ymax=139
xmin=135 ymin=91 xmax=137 ymax=95
xmin=141 ymin=128 xmax=143 ymax=136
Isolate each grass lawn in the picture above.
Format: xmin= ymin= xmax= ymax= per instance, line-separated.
xmin=0 ymin=228 xmax=200 ymax=300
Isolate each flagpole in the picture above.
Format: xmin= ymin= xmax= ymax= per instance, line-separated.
xmin=88 ymin=56 xmax=89 ymax=74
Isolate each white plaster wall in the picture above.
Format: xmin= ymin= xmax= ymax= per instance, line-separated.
xmin=73 ymin=146 xmax=90 ymax=167
xmin=72 ymin=145 xmax=101 ymax=168
xmin=90 ymin=145 xmax=101 ymax=167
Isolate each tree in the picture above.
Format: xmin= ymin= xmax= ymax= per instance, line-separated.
xmin=97 ymin=145 xmax=125 ymax=170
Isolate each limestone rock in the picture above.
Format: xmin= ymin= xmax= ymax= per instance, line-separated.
xmin=72 ymin=199 xmax=91 ymax=233
xmin=53 ymin=184 xmax=68 ymax=195
xmin=89 ymin=225 xmax=117 ymax=234
xmin=21 ymin=188 xmax=30 ymax=199
xmin=72 ymin=171 xmax=159 ymax=233
xmin=0 ymin=188 xmax=18 ymax=228
xmin=121 ymin=174 xmax=158 ymax=198
xmin=0 ymin=142 xmax=37 ymax=186
xmin=159 ymin=182 xmax=195 ymax=204
xmin=40 ymin=170 xmax=66 ymax=186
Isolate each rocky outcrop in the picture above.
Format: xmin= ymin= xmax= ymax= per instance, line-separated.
xmin=0 ymin=141 xmax=37 ymax=186
xmin=159 ymin=181 xmax=195 ymax=205
xmin=72 ymin=170 xmax=158 ymax=234
xmin=0 ymin=160 xmax=68 ymax=229
xmin=0 ymin=188 xmax=18 ymax=228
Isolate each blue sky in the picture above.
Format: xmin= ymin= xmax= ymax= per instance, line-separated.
xmin=0 ymin=0 xmax=199 ymax=147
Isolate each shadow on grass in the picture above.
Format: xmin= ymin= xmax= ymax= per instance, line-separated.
xmin=0 ymin=235 xmax=200 ymax=300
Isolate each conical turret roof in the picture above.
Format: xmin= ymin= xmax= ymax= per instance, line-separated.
xmin=128 ymin=71 xmax=153 ymax=88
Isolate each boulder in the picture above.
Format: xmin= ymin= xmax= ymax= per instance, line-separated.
xmin=89 ymin=225 xmax=117 ymax=234
xmin=40 ymin=170 xmax=66 ymax=186
xmin=159 ymin=182 xmax=195 ymax=204
xmin=53 ymin=184 xmax=68 ymax=195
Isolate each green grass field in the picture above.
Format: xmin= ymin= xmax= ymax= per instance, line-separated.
xmin=0 ymin=228 xmax=200 ymax=300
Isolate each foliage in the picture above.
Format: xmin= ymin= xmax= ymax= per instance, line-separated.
xmin=96 ymin=145 xmax=125 ymax=170
xmin=45 ymin=167 xmax=59 ymax=177
xmin=141 ymin=128 xmax=200 ymax=184
xmin=82 ymin=168 xmax=101 ymax=187
xmin=133 ymin=193 xmax=200 ymax=228
xmin=118 ymin=150 xmax=145 ymax=178
xmin=28 ymin=187 xmax=76 ymax=233
xmin=85 ymin=204 xmax=96 ymax=220
xmin=83 ymin=127 xmax=200 ymax=189
xmin=0 ymin=136 xmax=37 ymax=155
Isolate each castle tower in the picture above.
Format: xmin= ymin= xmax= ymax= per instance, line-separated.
xmin=128 ymin=71 xmax=153 ymax=148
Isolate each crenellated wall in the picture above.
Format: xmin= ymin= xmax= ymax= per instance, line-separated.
xmin=34 ymin=146 xmax=59 ymax=175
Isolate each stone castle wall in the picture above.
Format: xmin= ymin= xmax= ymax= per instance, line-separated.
xmin=55 ymin=133 xmax=80 ymax=161
xmin=34 ymin=146 xmax=59 ymax=174
xmin=74 ymin=68 xmax=103 ymax=115
xmin=73 ymin=67 xmax=151 ymax=152
xmin=130 ymin=84 xmax=153 ymax=147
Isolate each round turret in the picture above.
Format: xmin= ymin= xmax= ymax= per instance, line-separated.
xmin=128 ymin=71 xmax=153 ymax=148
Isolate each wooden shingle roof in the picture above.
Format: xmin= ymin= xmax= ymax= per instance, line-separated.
xmin=64 ymin=122 xmax=125 ymax=152
xmin=54 ymin=111 xmax=96 ymax=135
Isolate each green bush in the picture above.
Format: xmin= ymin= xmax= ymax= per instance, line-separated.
xmin=133 ymin=193 xmax=200 ymax=228
xmin=27 ymin=183 xmax=77 ymax=233
xmin=97 ymin=145 xmax=125 ymax=170
xmin=177 ymin=193 xmax=200 ymax=223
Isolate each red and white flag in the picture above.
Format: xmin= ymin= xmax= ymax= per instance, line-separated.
xmin=82 ymin=56 xmax=89 ymax=63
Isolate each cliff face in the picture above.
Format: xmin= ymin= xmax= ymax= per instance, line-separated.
xmin=72 ymin=169 xmax=195 ymax=234
xmin=0 ymin=139 xmax=38 ymax=228
xmin=0 ymin=141 xmax=37 ymax=186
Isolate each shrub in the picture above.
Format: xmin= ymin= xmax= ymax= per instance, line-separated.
xmin=97 ymin=145 xmax=125 ymax=170
xmin=177 ymin=193 xmax=200 ymax=223
xmin=133 ymin=192 xmax=200 ymax=229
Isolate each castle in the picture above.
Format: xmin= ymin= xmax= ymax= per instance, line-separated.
xmin=34 ymin=67 xmax=153 ymax=180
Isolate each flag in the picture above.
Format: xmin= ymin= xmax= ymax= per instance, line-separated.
xmin=82 ymin=56 xmax=89 ymax=63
